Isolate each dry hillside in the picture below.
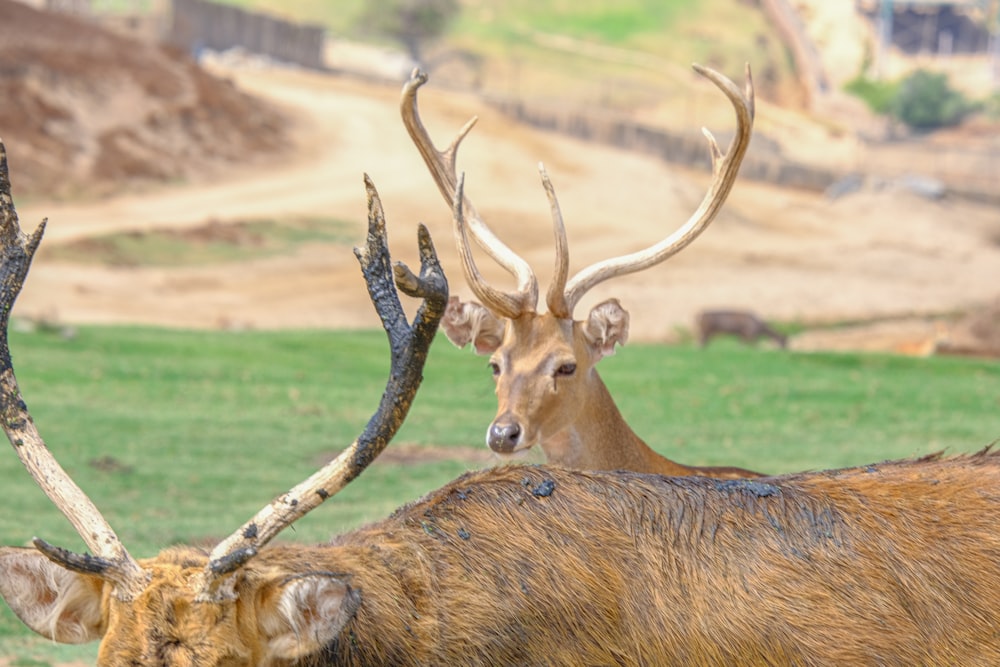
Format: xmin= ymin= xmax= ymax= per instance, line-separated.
xmin=0 ymin=0 xmax=289 ymax=199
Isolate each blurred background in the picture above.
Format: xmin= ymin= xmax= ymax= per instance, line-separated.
xmin=0 ymin=0 xmax=997 ymax=354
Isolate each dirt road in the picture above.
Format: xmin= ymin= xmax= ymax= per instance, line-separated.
xmin=12 ymin=61 xmax=1000 ymax=345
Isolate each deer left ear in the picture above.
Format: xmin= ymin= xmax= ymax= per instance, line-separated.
xmin=441 ymin=296 xmax=506 ymax=355
xmin=582 ymin=299 xmax=630 ymax=360
xmin=0 ymin=546 xmax=107 ymax=644
xmin=257 ymin=572 xmax=360 ymax=659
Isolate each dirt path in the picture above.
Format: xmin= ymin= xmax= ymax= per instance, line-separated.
xmin=12 ymin=61 xmax=1000 ymax=344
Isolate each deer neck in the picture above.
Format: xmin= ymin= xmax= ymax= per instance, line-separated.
xmin=541 ymin=371 xmax=696 ymax=476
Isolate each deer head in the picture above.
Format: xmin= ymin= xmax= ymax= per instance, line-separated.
xmin=401 ymin=65 xmax=755 ymax=462
xmin=0 ymin=146 xmax=449 ymax=664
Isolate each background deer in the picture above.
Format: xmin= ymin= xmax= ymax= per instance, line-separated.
xmin=4 ymin=140 xmax=1000 ymax=665
xmin=402 ymin=65 xmax=762 ymax=478
xmin=696 ymin=309 xmax=788 ymax=348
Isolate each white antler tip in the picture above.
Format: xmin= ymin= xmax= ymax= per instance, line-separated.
xmin=702 ymin=128 xmax=723 ymax=166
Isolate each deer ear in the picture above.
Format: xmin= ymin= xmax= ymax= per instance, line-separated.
xmin=441 ymin=296 xmax=506 ymax=355
xmin=0 ymin=546 xmax=107 ymax=644
xmin=583 ymin=299 xmax=630 ymax=360
xmin=257 ymin=573 xmax=360 ymax=660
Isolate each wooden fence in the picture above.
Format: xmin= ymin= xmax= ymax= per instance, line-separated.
xmin=167 ymin=0 xmax=325 ymax=69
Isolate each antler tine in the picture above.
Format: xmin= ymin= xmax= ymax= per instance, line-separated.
xmin=200 ymin=174 xmax=448 ymax=600
xmin=0 ymin=140 xmax=147 ymax=599
xmin=453 ymin=173 xmax=526 ymax=319
xmin=401 ymin=69 xmax=538 ymax=315
xmin=562 ymin=63 xmax=755 ymax=315
xmin=539 ymin=163 xmax=572 ymax=319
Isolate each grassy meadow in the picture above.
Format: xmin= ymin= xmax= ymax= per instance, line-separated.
xmin=1 ymin=323 xmax=998 ymax=662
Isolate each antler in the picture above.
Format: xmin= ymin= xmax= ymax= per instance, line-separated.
xmin=402 ymin=69 xmax=539 ymax=319
xmin=404 ymin=64 xmax=754 ymax=321
xmin=0 ymin=140 xmax=148 ymax=600
xmin=199 ymin=174 xmax=449 ymax=600
xmin=556 ymin=63 xmax=755 ymax=315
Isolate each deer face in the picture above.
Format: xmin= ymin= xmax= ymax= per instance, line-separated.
xmin=0 ymin=546 xmax=361 ymax=667
xmin=443 ymin=297 xmax=629 ymax=454
xmin=97 ymin=560 xmax=250 ymax=667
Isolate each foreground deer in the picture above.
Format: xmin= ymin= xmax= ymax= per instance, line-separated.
xmin=402 ymin=65 xmax=762 ymax=478
xmin=696 ymin=309 xmax=788 ymax=348
xmin=3 ymin=144 xmax=1000 ymax=666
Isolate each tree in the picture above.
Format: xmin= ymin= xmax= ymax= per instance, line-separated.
xmin=359 ymin=0 xmax=460 ymax=68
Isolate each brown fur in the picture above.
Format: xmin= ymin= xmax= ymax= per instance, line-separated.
xmin=5 ymin=450 xmax=1000 ymax=665
xmin=445 ymin=297 xmax=763 ymax=478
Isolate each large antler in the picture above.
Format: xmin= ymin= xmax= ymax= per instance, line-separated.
xmin=402 ymin=70 xmax=543 ymax=319
xmin=404 ymin=64 xmax=755 ymax=320
xmin=0 ymin=141 xmax=148 ymax=600
xmin=555 ymin=64 xmax=755 ymax=315
xmin=199 ymin=174 xmax=448 ymax=600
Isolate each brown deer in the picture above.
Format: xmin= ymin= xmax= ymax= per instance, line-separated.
xmin=696 ymin=309 xmax=788 ymax=348
xmin=4 ymin=142 xmax=1000 ymax=666
xmin=401 ymin=65 xmax=762 ymax=478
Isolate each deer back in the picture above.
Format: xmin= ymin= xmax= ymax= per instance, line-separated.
xmin=5 ymin=451 xmax=1000 ymax=664
xmin=334 ymin=450 xmax=1000 ymax=664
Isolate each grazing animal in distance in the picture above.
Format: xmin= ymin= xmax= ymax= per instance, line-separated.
xmin=696 ymin=308 xmax=788 ymax=348
xmin=401 ymin=64 xmax=762 ymax=479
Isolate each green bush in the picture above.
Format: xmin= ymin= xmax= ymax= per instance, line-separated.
xmin=890 ymin=69 xmax=971 ymax=130
xmin=845 ymin=69 xmax=977 ymax=131
xmin=844 ymin=74 xmax=899 ymax=114
xmin=983 ymin=91 xmax=1000 ymax=120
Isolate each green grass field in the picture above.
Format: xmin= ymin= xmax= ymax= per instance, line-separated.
xmin=1 ymin=324 xmax=997 ymax=662
xmin=38 ymin=216 xmax=356 ymax=267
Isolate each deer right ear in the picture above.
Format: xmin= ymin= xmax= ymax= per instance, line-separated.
xmin=441 ymin=296 xmax=506 ymax=355
xmin=0 ymin=547 xmax=107 ymax=644
xmin=257 ymin=573 xmax=361 ymax=660
xmin=583 ymin=299 xmax=630 ymax=360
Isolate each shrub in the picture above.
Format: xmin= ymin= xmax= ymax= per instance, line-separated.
xmin=982 ymin=91 xmax=1000 ymax=120
xmin=890 ymin=69 xmax=971 ymax=130
xmin=844 ymin=74 xmax=899 ymax=114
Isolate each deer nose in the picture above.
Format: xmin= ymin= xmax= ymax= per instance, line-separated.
xmin=488 ymin=420 xmax=521 ymax=454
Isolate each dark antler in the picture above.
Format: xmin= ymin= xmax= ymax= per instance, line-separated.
xmin=199 ymin=174 xmax=449 ymax=599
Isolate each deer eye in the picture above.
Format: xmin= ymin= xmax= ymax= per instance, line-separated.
xmin=555 ymin=363 xmax=577 ymax=377
xmin=488 ymin=361 xmax=501 ymax=377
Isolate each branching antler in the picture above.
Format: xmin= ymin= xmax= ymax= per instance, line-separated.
xmin=402 ymin=70 xmax=539 ymax=318
xmin=557 ymin=64 xmax=755 ymax=315
xmin=0 ymin=149 xmax=448 ymax=603
xmin=0 ymin=140 xmax=148 ymax=600
xmin=404 ymin=64 xmax=755 ymax=320
xmin=199 ymin=174 xmax=448 ymax=600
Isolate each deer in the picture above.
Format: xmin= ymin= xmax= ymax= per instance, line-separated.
xmin=696 ymin=309 xmax=788 ymax=348
xmin=4 ymin=142 xmax=1000 ymax=666
xmin=401 ymin=65 xmax=763 ymax=478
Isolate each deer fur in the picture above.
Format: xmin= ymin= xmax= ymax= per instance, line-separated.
xmin=3 ymin=449 xmax=1000 ymax=665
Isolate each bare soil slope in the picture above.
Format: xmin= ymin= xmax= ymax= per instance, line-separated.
xmin=0 ymin=0 xmax=289 ymax=199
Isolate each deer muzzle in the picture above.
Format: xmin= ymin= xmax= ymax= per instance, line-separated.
xmin=487 ymin=417 xmax=522 ymax=454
